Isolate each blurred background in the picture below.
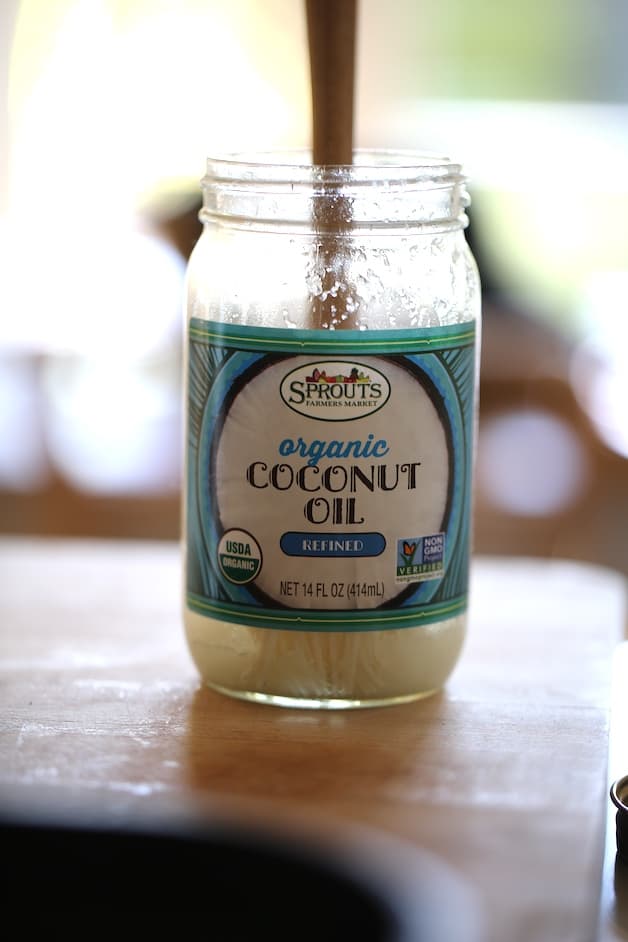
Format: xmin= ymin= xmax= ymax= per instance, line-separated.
xmin=1 ymin=0 xmax=626 ymax=575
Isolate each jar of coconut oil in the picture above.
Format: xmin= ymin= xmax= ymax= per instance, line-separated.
xmin=183 ymin=152 xmax=480 ymax=708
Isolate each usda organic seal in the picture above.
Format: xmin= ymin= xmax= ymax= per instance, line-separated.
xmin=217 ymin=528 xmax=263 ymax=585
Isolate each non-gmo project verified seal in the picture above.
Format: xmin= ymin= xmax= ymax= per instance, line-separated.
xmin=396 ymin=533 xmax=445 ymax=583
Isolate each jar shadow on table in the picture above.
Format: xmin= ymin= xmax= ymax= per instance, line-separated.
xmin=184 ymin=685 xmax=450 ymax=803
xmin=181 ymin=686 xmax=481 ymax=941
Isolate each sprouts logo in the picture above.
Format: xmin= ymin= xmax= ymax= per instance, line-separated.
xmin=280 ymin=361 xmax=391 ymax=422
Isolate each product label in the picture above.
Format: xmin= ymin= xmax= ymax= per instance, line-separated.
xmin=186 ymin=318 xmax=476 ymax=631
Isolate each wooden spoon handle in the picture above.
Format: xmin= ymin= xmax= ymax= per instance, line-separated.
xmin=305 ymin=0 xmax=356 ymax=165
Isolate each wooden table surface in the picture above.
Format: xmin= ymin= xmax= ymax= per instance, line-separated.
xmin=1 ymin=538 xmax=626 ymax=940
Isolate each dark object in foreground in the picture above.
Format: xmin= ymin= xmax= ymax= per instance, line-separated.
xmin=0 ymin=804 xmax=476 ymax=939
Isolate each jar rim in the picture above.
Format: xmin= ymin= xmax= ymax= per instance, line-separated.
xmin=201 ymin=149 xmax=469 ymax=231
xmin=203 ymin=149 xmax=464 ymax=189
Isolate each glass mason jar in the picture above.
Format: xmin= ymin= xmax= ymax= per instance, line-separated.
xmin=183 ymin=152 xmax=480 ymax=709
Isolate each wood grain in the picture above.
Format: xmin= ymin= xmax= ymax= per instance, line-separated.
xmin=0 ymin=539 xmax=625 ymax=940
